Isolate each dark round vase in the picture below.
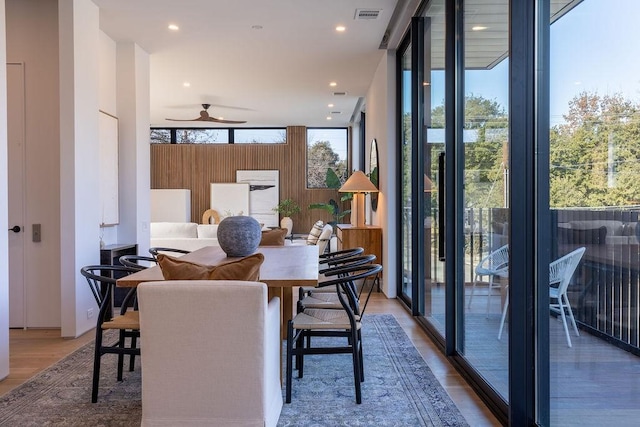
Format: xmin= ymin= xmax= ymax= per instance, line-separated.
xmin=216 ymin=216 xmax=262 ymax=257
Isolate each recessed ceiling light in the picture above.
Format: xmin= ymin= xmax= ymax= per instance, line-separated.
xmin=326 ymin=116 xmax=332 ymax=120
xmin=251 ymin=25 xmax=263 ymax=30
xmin=328 ymin=103 xmax=334 ymax=108
xmin=472 ymin=26 xmax=487 ymax=31
xmin=329 ymin=82 xmax=337 ymax=87
xmin=183 ymin=82 xmax=191 ymax=87
xmin=218 ymin=117 xmax=224 ymax=120
xmin=336 ymin=25 xmax=346 ymax=32
xmin=168 ymin=24 xmax=179 ymax=31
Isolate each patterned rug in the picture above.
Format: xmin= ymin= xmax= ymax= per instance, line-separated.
xmin=0 ymin=314 xmax=469 ymax=426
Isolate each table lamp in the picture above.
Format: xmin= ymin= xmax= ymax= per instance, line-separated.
xmin=424 ymin=174 xmax=435 ymax=192
xmin=339 ymin=170 xmax=379 ymax=227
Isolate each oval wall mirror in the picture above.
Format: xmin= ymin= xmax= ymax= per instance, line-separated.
xmin=369 ymin=138 xmax=379 ymax=211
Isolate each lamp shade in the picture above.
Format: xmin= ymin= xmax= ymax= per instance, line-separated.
xmin=339 ymin=171 xmax=378 ymax=193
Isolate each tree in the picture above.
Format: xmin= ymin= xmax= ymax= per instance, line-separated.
xmin=550 ymin=91 xmax=640 ymax=207
xmin=307 ymin=140 xmax=347 ymax=188
xmin=150 ymin=129 xmax=171 ymax=143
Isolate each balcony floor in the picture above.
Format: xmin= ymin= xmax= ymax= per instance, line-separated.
xmin=424 ymin=282 xmax=640 ymax=426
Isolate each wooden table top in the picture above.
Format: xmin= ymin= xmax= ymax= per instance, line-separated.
xmin=116 ymin=245 xmax=320 ymax=288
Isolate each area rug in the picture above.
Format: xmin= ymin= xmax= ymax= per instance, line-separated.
xmin=0 ymin=314 xmax=469 ymax=426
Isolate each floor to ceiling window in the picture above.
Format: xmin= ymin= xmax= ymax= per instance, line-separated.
xmin=395 ymin=0 xmax=640 ymax=424
xmin=456 ymin=0 xmax=510 ymax=401
xmin=548 ymin=1 xmax=640 ymax=425
xmin=399 ymin=37 xmax=413 ymax=305
xmin=420 ymin=0 xmax=447 ymax=338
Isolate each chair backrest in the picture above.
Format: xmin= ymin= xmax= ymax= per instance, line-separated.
xmin=118 ymin=255 xmax=157 ymax=271
xmin=319 ymin=247 xmax=364 ymax=264
xmin=320 ymin=253 xmax=376 ymax=274
xmin=80 ymin=265 xmax=139 ymax=320
xmin=148 ymin=246 xmax=191 ymax=260
xmin=320 ymin=263 xmax=382 ymax=318
xmin=478 ymin=244 xmax=509 ymax=273
xmin=137 ymin=280 xmax=281 ymax=426
xmin=549 ymin=247 xmax=586 ymax=294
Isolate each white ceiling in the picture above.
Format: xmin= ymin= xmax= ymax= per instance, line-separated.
xmin=91 ymin=0 xmax=580 ymax=128
xmin=92 ymin=0 xmax=403 ymax=128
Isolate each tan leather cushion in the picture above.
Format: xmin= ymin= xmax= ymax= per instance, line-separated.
xmin=157 ymin=253 xmax=265 ymax=281
xmin=259 ymin=228 xmax=287 ymax=246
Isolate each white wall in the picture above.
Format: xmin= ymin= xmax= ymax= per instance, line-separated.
xmin=6 ymin=0 xmax=62 ymax=327
xmin=0 ymin=0 xmax=10 ymax=379
xmin=117 ymin=42 xmax=151 ymax=256
xmin=98 ymin=30 xmax=119 ymax=245
xmin=366 ymin=51 xmax=397 ymax=297
xmin=59 ymin=0 xmax=101 ymax=337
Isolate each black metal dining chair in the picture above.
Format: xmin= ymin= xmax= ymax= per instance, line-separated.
xmin=80 ymin=265 xmax=141 ymax=403
xmin=286 ymin=263 xmax=382 ymax=404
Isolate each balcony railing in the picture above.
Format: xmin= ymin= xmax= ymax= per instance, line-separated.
xmin=405 ymin=206 xmax=640 ymax=354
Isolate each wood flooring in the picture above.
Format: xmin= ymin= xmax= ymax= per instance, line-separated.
xmin=0 ymin=294 xmax=501 ymax=426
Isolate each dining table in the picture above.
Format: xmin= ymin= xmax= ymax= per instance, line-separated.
xmin=116 ymin=244 xmax=320 ymax=339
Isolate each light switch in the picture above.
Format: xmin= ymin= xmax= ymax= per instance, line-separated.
xmin=32 ymin=224 xmax=41 ymax=242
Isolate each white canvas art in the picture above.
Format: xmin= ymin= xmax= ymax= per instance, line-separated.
xmin=236 ymin=170 xmax=279 ymax=228
xmin=210 ymin=183 xmax=250 ymax=219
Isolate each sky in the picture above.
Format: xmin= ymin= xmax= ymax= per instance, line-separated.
xmin=425 ymin=0 xmax=640 ymax=127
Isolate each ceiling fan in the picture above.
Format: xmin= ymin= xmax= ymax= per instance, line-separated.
xmin=166 ymin=104 xmax=247 ymax=124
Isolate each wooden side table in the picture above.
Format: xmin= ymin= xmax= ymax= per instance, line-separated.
xmin=335 ymin=224 xmax=382 ymax=266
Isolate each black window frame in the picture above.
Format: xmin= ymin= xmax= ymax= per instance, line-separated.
xmin=306 ymin=127 xmax=350 ymax=189
xmin=149 ymin=127 xmax=287 ymax=144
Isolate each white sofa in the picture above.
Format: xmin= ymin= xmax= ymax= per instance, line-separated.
xmin=150 ymin=221 xmax=338 ymax=255
xmin=150 ymin=222 xmax=220 ymax=252
xmin=138 ymin=280 xmax=282 ymax=426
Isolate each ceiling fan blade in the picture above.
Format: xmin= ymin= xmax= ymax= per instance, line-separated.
xmin=165 ymin=104 xmax=247 ymax=124
xmin=206 ymin=117 xmax=247 ymax=124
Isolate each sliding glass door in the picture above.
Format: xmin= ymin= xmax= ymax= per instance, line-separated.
xmin=398 ymin=37 xmax=413 ymax=306
xmin=398 ymin=2 xmax=447 ymax=336
xmin=547 ymin=1 xmax=640 ymax=424
xmin=457 ymin=0 xmax=510 ymax=400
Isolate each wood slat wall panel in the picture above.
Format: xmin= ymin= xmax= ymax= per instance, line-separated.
xmin=150 ymin=126 xmax=349 ymax=233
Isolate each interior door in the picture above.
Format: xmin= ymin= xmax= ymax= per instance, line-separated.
xmin=8 ymin=63 xmax=26 ymax=328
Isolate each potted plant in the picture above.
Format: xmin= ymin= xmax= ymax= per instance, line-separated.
xmin=273 ymin=198 xmax=301 ymax=237
xmin=308 ymin=168 xmax=352 ymax=227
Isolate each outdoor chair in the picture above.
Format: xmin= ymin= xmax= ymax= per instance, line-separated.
xmin=80 ymin=265 xmax=141 ymax=403
xmin=498 ymin=247 xmax=586 ymax=347
xmin=467 ymin=244 xmax=509 ymax=317
xmin=286 ymin=263 xmax=382 ymax=404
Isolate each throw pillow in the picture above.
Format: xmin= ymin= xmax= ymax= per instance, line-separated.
xmin=260 ymin=228 xmax=287 ymax=246
xmin=157 ymin=253 xmax=265 ymax=281
xmin=209 ymin=253 xmax=265 ymax=281
xmin=307 ymin=220 xmax=324 ymax=246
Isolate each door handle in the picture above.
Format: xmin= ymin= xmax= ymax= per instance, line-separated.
xmin=438 ymin=152 xmax=445 ymax=261
xmin=8 ymin=225 xmax=21 ymax=233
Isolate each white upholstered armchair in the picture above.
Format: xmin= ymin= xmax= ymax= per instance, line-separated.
xmin=137 ymin=280 xmax=283 ymax=427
